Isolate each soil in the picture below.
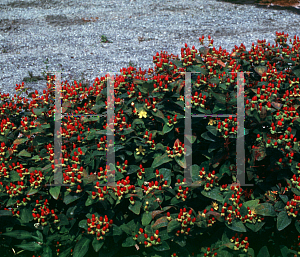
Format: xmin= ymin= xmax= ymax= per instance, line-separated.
xmin=215 ymin=0 xmax=300 ymax=14
xmin=0 ymin=0 xmax=299 ymax=34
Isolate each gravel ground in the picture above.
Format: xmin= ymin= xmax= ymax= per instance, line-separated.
xmin=0 ymin=0 xmax=300 ymax=100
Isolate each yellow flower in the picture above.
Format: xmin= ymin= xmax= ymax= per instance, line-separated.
xmin=138 ymin=109 xmax=147 ymax=119
xmin=136 ymin=145 xmax=145 ymax=155
xmin=208 ymin=118 xmax=216 ymax=126
xmin=212 ymin=201 xmax=218 ymax=210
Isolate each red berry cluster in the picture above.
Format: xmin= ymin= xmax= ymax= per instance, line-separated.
xmin=0 ymin=118 xmax=17 ymax=136
xmin=204 ymin=247 xmax=218 ymax=256
xmin=86 ymin=214 xmax=113 ymax=240
xmin=92 ymin=183 xmax=107 ymax=201
xmin=181 ymin=43 xmax=198 ymax=67
xmin=144 ymin=98 xmax=157 ymax=113
xmin=0 ymin=142 xmax=8 ymax=163
xmin=112 ymin=176 xmax=135 ymax=201
xmin=191 ymin=90 xmax=207 ymax=108
xmin=116 ymin=160 xmax=128 ymax=174
xmin=133 ymin=228 xmax=162 ymax=247
xmin=142 ymin=131 xmax=156 ymax=150
xmin=174 ymin=208 xmax=196 ymax=236
xmin=153 ymin=74 xmax=173 ymax=92
xmin=53 ymin=241 xmax=73 ymax=257
xmin=230 ymin=233 xmax=250 ymax=252
xmin=291 ymin=165 xmax=300 ymax=190
xmin=198 ymin=208 xmax=217 ymax=227
xmin=175 ymin=184 xmax=189 ymax=202
xmin=111 ymin=110 xmax=132 ymax=134
xmin=290 ymin=235 xmax=300 ymax=255
xmin=97 ymin=135 xmax=107 ymax=151
xmin=5 ymin=181 xmax=24 ymax=198
xmin=217 ymin=116 xmax=237 ymax=139
xmin=142 ymin=173 xmax=168 ymax=196
xmin=152 ymin=50 xmax=185 ymax=77
xmin=29 ymin=170 xmax=45 ymax=189
xmin=220 ymin=186 xmax=265 ymax=225
xmin=97 ymin=164 xmax=116 ymax=181
xmin=166 ymin=140 xmax=186 ymax=158
xmin=137 ymin=163 xmax=145 ymax=180
xmin=166 ymin=114 xmax=178 ymax=127
xmin=199 ymin=168 xmax=219 ymax=191
xmin=32 ymin=198 xmax=60 ymax=228
xmin=284 ymin=196 xmax=300 ymax=218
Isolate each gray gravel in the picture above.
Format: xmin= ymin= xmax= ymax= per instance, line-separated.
xmin=1 ymin=0 xmax=300 ymax=100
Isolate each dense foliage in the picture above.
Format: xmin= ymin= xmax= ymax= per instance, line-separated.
xmin=0 ymin=31 xmax=300 ymax=257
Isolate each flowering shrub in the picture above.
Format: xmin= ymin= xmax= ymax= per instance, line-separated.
xmin=0 ymin=31 xmax=300 ymax=257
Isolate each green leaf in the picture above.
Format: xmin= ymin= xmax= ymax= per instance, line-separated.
xmin=245 ymin=221 xmax=265 ymax=232
xmin=92 ymin=238 xmax=104 ymax=252
xmin=201 ymin=131 xmax=215 ymax=142
xmin=57 ymin=214 xmax=69 ymax=226
xmin=280 ymin=245 xmax=292 ymax=257
xmin=142 ymin=212 xmax=152 ymax=226
xmin=131 ymin=119 xmax=145 ymax=130
xmin=175 ymin=154 xmax=186 ymax=169
xmin=201 ymin=188 xmax=223 ymax=202
xmin=27 ymin=187 xmax=39 ymax=196
xmin=128 ymin=201 xmax=142 ymax=215
xmin=153 ymin=241 xmax=170 ymax=251
xmin=151 ymin=153 xmax=172 ymax=169
xmin=242 ymin=199 xmax=260 ymax=209
xmin=0 ymin=210 xmax=12 ymax=216
xmin=255 ymin=203 xmax=276 ymax=217
xmin=152 ymin=216 xmax=168 ymax=230
xmin=97 ymin=246 xmax=119 ymax=257
xmin=20 ymin=208 xmax=33 ymax=223
xmin=6 ymin=197 xmax=17 ymax=207
xmin=257 ymin=245 xmax=270 ymax=257
xmin=151 ymin=109 xmax=165 ymax=122
xmin=78 ymin=219 xmax=88 ymax=230
xmin=159 ymin=168 xmax=172 ymax=187
xmin=49 ymin=186 xmax=61 ymax=200
xmin=190 ymin=164 xmax=200 ymax=182
xmin=17 ymin=149 xmax=31 ymax=158
xmin=295 ymin=220 xmax=300 ymax=234
xmin=121 ymin=221 xmax=136 ymax=235
xmin=73 ymin=237 xmax=91 ymax=257
xmin=163 ymin=124 xmax=173 ymax=134
xmin=113 ymin=224 xmax=123 ymax=236
xmin=15 ymin=242 xmax=42 ymax=251
xmin=215 ymin=249 xmax=233 ymax=257
xmin=219 ymin=160 xmax=231 ymax=176
xmin=254 ymin=66 xmax=268 ymax=76
xmin=225 ymin=219 xmax=247 ymax=232
xmin=206 ymin=126 xmax=218 ymax=136
xmin=211 ymin=91 xmax=226 ymax=104
xmin=36 ymin=230 xmax=43 ymax=242
xmin=170 ymin=59 xmax=184 ymax=68
xmin=122 ymin=237 xmax=136 ymax=247
xmin=127 ymin=165 xmax=140 ymax=175
xmin=85 ymin=196 xmax=97 ymax=207
xmin=174 ymin=238 xmax=186 ymax=247
xmin=42 ymin=246 xmax=52 ymax=257
xmin=137 ymin=80 xmax=155 ymax=94
xmin=32 ymin=107 xmax=46 ymax=116
xmin=3 ymin=230 xmax=33 ymax=240
xmin=277 ymin=211 xmax=292 ymax=231
xmin=212 ymin=103 xmax=226 ymax=113
xmin=167 ymin=219 xmax=180 ymax=233
xmin=185 ymin=134 xmax=197 ymax=144
xmin=63 ymin=193 xmax=81 ymax=205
